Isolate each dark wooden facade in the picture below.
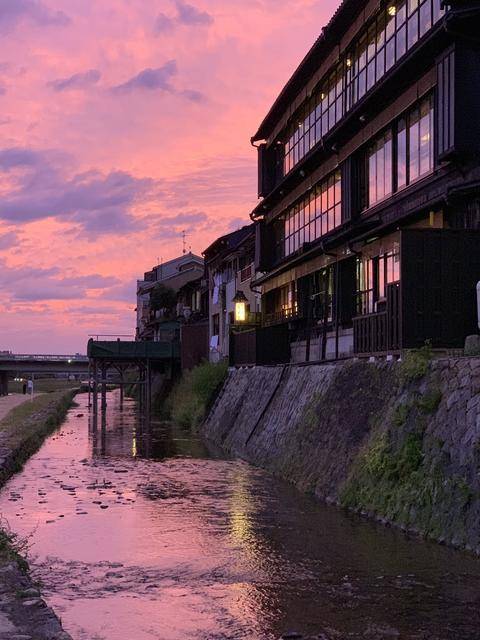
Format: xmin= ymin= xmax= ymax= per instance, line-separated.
xmin=241 ymin=0 xmax=480 ymax=366
xmin=229 ymin=326 xmax=290 ymax=367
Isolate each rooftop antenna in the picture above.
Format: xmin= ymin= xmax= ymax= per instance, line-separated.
xmin=182 ymin=230 xmax=189 ymax=255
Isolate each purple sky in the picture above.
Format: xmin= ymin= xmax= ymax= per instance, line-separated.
xmin=0 ymin=0 xmax=340 ymax=353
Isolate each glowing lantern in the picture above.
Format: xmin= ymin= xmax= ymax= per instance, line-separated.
xmin=233 ymin=291 xmax=248 ymax=324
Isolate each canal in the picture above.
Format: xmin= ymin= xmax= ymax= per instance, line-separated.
xmin=0 ymin=391 xmax=479 ymax=640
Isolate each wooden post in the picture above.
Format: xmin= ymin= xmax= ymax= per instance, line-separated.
xmin=120 ymin=367 xmax=124 ymax=405
xmin=146 ymin=360 xmax=151 ymax=415
xmin=138 ymin=366 xmax=144 ymax=412
xmin=92 ymin=360 xmax=98 ymax=414
xmin=101 ymin=364 xmax=107 ymax=411
xmin=87 ymin=362 xmax=92 ymax=407
xmin=100 ymin=410 xmax=107 ymax=456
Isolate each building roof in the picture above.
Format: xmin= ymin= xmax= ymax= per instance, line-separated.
xmin=251 ymin=0 xmax=365 ymax=143
xmin=203 ymin=224 xmax=255 ymax=262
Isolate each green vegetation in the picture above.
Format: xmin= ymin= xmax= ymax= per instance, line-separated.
xmin=341 ymin=425 xmax=425 ymax=517
xmin=0 ymin=527 xmax=29 ymax=572
xmin=167 ymin=362 xmax=228 ymax=429
xmin=0 ymin=389 xmax=78 ymax=574
xmin=149 ymin=283 xmax=177 ymax=313
xmin=392 ymin=402 xmax=411 ymax=427
xmin=0 ymin=389 xmax=78 ymax=477
xmin=398 ymin=342 xmax=432 ymax=386
xmin=416 ymin=386 xmax=443 ymax=414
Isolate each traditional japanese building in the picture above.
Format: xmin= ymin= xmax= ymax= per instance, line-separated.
xmin=203 ymin=224 xmax=261 ymax=363
xmin=251 ymin=0 xmax=480 ymax=362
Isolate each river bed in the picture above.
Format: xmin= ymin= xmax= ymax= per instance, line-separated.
xmin=0 ymin=391 xmax=479 ymax=640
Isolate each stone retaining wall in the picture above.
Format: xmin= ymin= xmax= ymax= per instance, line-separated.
xmin=203 ymin=357 xmax=480 ymax=552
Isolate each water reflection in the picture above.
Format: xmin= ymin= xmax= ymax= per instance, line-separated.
xmin=0 ymin=391 xmax=479 ymax=640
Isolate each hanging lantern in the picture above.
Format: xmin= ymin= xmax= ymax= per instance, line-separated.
xmin=232 ymin=290 xmax=248 ymax=323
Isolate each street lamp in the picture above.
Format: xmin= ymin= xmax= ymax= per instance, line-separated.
xmin=232 ymin=291 xmax=248 ymax=324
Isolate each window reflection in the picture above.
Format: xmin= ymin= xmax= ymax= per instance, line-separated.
xmin=368 ymin=130 xmax=393 ymax=207
xmin=281 ymin=0 xmax=444 ymax=176
xmin=364 ymin=94 xmax=433 ymax=209
xmin=274 ymin=171 xmax=342 ymax=262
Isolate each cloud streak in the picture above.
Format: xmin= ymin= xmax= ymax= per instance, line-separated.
xmin=0 ymin=0 xmax=70 ymax=33
xmin=0 ymin=148 xmax=155 ymax=237
xmin=154 ymin=1 xmax=213 ymax=34
xmin=48 ymin=69 xmax=101 ymax=92
xmin=112 ymin=62 xmax=177 ymax=94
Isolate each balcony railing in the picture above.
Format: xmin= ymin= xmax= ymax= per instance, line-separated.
xmin=353 ymin=283 xmax=401 ymax=354
xmin=263 ymin=308 xmax=302 ymax=327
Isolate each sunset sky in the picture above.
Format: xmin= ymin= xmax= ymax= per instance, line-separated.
xmin=0 ymin=0 xmax=340 ymax=353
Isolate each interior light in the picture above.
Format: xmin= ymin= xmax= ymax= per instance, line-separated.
xmin=346 ymin=58 xmax=352 ymax=68
xmin=388 ymin=5 xmax=397 ymax=16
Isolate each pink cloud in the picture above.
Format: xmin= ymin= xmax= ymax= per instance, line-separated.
xmin=0 ymin=0 xmax=340 ymax=352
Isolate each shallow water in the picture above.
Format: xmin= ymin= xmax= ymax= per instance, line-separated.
xmin=0 ymin=391 xmax=479 ymax=640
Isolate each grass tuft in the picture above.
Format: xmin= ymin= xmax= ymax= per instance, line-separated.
xmin=167 ymin=362 xmax=228 ymax=429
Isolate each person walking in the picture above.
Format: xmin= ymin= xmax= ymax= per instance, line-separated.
xmin=27 ymin=379 xmax=33 ymax=397
xmin=22 ymin=381 xmax=27 ymax=395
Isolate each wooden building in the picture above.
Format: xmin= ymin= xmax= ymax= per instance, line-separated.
xmin=203 ymin=224 xmax=261 ymax=363
xmin=249 ymin=0 xmax=480 ymax=363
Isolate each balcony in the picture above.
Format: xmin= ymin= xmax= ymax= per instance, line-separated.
xmin=263 ymin=307 xmax=302 ymax=327
xmin=353 ymin=283 xmax=401 ymax=355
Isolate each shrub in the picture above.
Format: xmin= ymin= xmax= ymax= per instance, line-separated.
xmin=168 ymin=362 xmax=228 ymax=429
xmin=399 ymin=341 xmax=432 ymax=386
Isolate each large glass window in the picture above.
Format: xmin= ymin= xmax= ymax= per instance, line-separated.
xmin=274 ymin=170 xmax=342 ymax=261
xmin=356 ymin=246 xmax=400 ymax=315
xmin=365 ymin=94 xmax=434 ymax=209
xmin=281 ymin=0 xmax=444 ymax=176
xmin=397 ymin=94 xmax=434 ymax=189
xmin=368 ymin=130 xmax=393 ymax=207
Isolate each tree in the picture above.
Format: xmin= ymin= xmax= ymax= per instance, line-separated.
xmin=149 ymin=283 xmax=177 ymax=313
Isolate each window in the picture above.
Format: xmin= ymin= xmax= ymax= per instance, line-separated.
xmin=274 ymin=170 xmax=342 ymax=262
xmin=398 ymin=94 xmax=434 ymax=189
xmin=367 ymin=130 xmax=393 ymax=206
xmin=281 ymin=0 xmax=444 ymax=176
xmin=363 ymin=94 xmax=434 ymax=209
xmin=357 ymin=247 xmax=400 ymax=314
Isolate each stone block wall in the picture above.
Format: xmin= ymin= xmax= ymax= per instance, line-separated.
xmin=203 ymin=357 xmax=480 ymax=552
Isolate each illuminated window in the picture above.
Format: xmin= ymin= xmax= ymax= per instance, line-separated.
xmin=273 ymin=170 xmax=342 ymax=262
xmin=280 ymin=0 xmax=444 ymax=176
xmin=357 ymin=246 xmax=400 ymax=315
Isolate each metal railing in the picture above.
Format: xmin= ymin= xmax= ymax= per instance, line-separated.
xmin=0 ymin=354 xmax=88 ymax=362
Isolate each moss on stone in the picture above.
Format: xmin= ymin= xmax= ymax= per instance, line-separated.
xmin=392 ymin=402 xmax=411 ymax=427
xmin=416 ymin=387 xmax=443 ymax=414
xmin=398 ymin=343 xmax=432 ymax=386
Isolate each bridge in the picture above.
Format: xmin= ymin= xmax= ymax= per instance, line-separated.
xmin=87 ymin=339 xmax=180 ymax=413
xmin=0 ymin=353 xmax=89 ymax=395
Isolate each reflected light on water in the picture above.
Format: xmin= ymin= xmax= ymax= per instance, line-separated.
xmin=0 ymin=391 xmax=479 ymax=640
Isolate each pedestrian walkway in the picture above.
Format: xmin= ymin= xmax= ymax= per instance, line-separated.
xmin=0 ymin=394 xmax=37 ymax=422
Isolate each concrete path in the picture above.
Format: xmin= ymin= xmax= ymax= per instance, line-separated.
xmin=0 ymin=395 xmax=39 ymax=423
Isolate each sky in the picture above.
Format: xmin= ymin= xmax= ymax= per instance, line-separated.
xmin=0 ymin=0 xmax=340 ymax=353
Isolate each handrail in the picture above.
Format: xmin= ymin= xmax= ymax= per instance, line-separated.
xmin=0 ymin=354 xmax=88 ymax=361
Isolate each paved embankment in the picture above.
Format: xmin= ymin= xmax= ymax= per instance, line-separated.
xmin=203 ymin=356 xmax=480 ymax=553
xmin=0 ymin=391 xmax=77 ymax=640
